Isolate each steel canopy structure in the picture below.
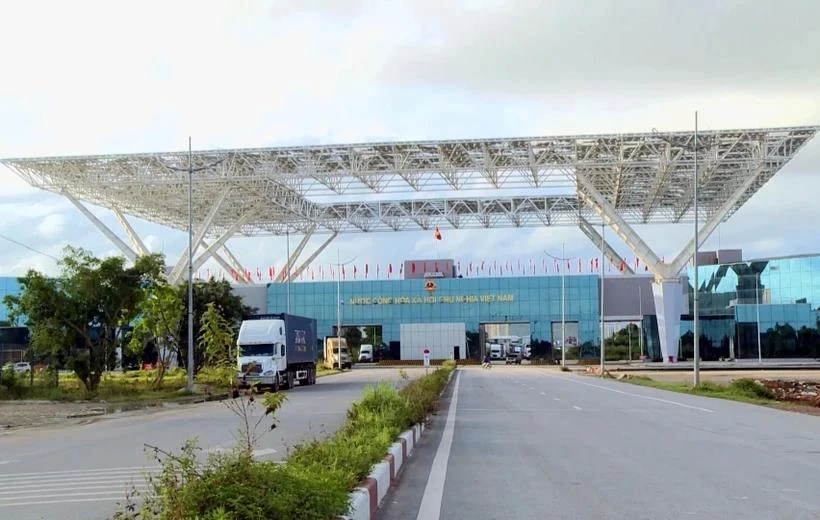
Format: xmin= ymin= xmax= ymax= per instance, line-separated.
xmin=2 ymin=125 xmax=817 ymax=286
xmin=4 ymin=125 xmax=818 ymax=365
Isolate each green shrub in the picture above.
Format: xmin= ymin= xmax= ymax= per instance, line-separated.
xmin=728 ymin=378 xmax=775 ymax=400
xmin=117 ymin=365 xmax=456 ymax=519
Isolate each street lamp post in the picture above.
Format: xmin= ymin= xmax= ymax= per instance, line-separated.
xmin=755 ymin=275 xmax=762 ymax=364
xmin=168 ymin=138 xmax=224 ymax=394
xmin=543 ymin=243 xmax=574 ymax=367
xmin=334 ymin=249 xmax=357 ymax=370
xmin=639 ymin=285 xmax=644 ymax=359
xmin=693 ymin=111 xmax=701 ymax=387
xmin=600 ymin=222 xmax=606 ymax=376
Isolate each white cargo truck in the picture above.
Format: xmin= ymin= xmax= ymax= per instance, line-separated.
xmin=399 ymin=322 xmax=466 ymax=361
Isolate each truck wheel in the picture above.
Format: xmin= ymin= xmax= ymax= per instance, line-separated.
xmin=310 ymin=368 xmax=316 ymax=384
xmin=285 ymin=371 xmax=294 ymax=390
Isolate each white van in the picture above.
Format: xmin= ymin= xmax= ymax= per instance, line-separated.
xmin=489 ymin=344 xmax=503 ymax=360
xmin=359 ymin=344 xmax=374 ymax=363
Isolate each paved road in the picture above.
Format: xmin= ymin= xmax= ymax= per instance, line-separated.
xmin=379 ymin=365 xmax=820 ymax=520
xmin=0 ymin=367 xmax=420 ymax=520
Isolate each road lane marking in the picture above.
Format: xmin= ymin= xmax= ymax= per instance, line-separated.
xmin=553 ymin=397 xmax=561 ymax=401
xmin=0 ymin=466 xmax=159 ymax=478
xmin=416 ymin=370 xmax=461 ymax=520
xmin=542 ymin=373 xmax=715 ymax=413
xmin=573 ymin=406 xmax=583 ymax=411
xmin=0 ymin=496 xmax=132 ymax=507
xmin=539 ymin=392 xmax=546 ymax=396
xmin=0 ymin=461 xmax=12 ymax=465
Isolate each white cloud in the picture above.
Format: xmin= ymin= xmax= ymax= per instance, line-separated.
xmin=36 ymin=214 xmax=66 ymax=239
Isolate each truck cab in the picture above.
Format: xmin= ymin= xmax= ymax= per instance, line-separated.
xmin=358 ymin=344 xmax=374 ymax=363
xmin=324 ymin=337 xmax=352 ymax=369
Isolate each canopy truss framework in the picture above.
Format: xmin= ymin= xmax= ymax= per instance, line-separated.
xmin=2 ymin=126 xmax=817 ymax=283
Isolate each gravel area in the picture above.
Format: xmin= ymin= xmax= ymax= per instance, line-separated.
xmin=0 ymin=401 xmax=108 ymax=431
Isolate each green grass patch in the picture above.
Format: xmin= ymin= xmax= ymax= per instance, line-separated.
xmin=116 ymin=362 xmax=456 ymax=519
xmin=0 ymin=367 xmax=228 ymax=402
xmin=620 ymin=375 xmax=776 ymax=404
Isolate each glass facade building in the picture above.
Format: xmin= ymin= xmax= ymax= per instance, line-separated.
xmin=0 ymin=277 xmax=20 ymax=323
xmin=0 ymin=253 xmax=817 ymax=361
xmin=671 ymin=254 xmax=820 ymax=361
xmin=265 ymin=275 xmax=602 ymax=351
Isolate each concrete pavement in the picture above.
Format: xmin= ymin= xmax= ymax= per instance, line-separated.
xmin=378 ymin=365 xmax=820 ymax=520
xmin=0 ymin=367 xmax=421 ymax=520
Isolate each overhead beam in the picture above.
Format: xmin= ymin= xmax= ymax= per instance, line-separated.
xmin=65 ymin=195 xmax=137 ymax=263
xmin=288 ymin=231 xmax=338 ymax=282
xmin=578 ymin=216 xmax=635 ymax=275
xmin=112 ymin=208 xmax=149 ymax=257
xmin=168 ymin=190 xmax=229 ymax=284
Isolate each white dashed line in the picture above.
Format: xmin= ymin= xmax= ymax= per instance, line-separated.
xmin=573 ymin=405 xmax=582 ymax=411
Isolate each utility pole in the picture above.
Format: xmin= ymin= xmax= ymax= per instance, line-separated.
xmin=600 ymin=222 xmax=606 ymax=376
xmin=167 ymin=139 xmax=224 ymax=394
xmin=693 ymin=111 xmax=700 ymax=387
xmin=286 ymin=229 xmax=291 ymax=314
xmin=561 ymin=242 xmax=566 ymax=368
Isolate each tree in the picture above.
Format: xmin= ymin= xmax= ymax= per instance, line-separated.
xmin=128 ymin=282 xmax=185 ymax=388
xmin=176 ymin=279 xmax=256 ymax=372
xmin=199 ymin=302 xmax=238 ymax=386
xmin=3 ymin=246 xmax=165 ymax=392
xmin=345 ymin=326 xmax=363 ymax=356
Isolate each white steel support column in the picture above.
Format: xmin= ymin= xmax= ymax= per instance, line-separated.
xmin=652 ymin=278 xmax=684 ymax=364
xmin=278 ymin=225 xmax=317 ymax=282
xmin=65 ymin=196 xmax=138 ymax=263
xmin=289 ymin=232 xmax=338 ymax=282
xmin=198 ymin=240 xmax=251 ymax=285
xmin=191 ymin=210 xmax=259 ymax=272
xmin=169 ymin=191 xmax=229 ymax=284
xmin=219 ymin=244 xmax=253 ymax=283
xmin=112 ymin=208 xmax=149 ymax=257
xmin=578 ymin=217 xmax=635 ymax=275
xmin=669 ymin=160 xmax=765 ymax=275
xmin=576 ymin=173 xmax=669 ymax=278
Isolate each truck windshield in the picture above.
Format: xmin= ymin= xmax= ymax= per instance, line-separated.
xmin=240 ymin=344 xmax=276 ymax=356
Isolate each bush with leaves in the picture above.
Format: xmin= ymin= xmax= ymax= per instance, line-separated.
xmin=114 ymin=365 xmax=456 ymax=519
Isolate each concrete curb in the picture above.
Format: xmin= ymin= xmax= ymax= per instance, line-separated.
xmin=338 ymin=367 xmax=455 ymax=520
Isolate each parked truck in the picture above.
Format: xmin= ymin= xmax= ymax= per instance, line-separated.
xmin=324 ymin=336 xmax=352 ymax=369
xmin=235 ymin=313 xmax=318 ymax=393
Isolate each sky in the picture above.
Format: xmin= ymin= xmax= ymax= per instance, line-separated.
xmin=0 ymin=0 xmax=819 ymax=282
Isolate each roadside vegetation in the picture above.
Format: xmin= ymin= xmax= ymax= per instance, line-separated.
xmin=618 ymin=375 xmax=776 ymax=404
xmin=114 ymin=361 xmax=456 ymax=520
xmin=1 ymin=246 xmax=255 ymax=401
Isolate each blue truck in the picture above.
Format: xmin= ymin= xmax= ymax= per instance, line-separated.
xmin=235 ymin=313 xmax=318 ymax=392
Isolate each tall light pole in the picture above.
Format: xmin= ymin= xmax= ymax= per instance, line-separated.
xmin=693 ymin=111 xmax=701 ymax=386
xmin=600 ymin=222 xmax=606 ymax=376
xmin=286 ymin=230 xmax=291 ymax=314
xmin=638 ymin=285 xmax=644 ymax=359
xmin=543 ymin=244 xmax=574 ymax=367
xmin=561 ymin=242 xmax=566 ymax=368
xmin=168 ymin=139 xmax=224 ymax=393
xmin=187 ymin=138 xmax=193 ymax=393
xmin=334 ymin=249 xmax=357 ymax=369
xmin=755 ymin=273 xmax=762 ymax=364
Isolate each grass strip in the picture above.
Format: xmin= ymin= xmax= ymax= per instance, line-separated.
xmin=617 ymin=375 xmax=776 ymax=405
